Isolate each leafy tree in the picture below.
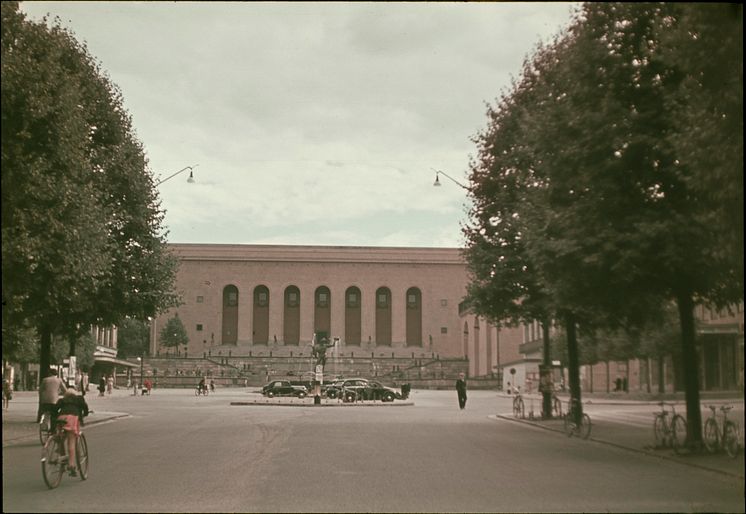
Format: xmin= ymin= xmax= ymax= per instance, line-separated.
xmin=159 ymin=316 xmax=188 ymax=356
xmin=1 ymin=3 xmax=180 ymax=379
xmin=117 ymin=318 xmax=150 ymax=359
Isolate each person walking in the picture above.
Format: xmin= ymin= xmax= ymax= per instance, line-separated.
xmin=456 ymin=372 xmax=467 ymax=410
xmin=3 ymin=377 xmax=12 ymax=410
xmin=106 ymin=375 xmax=114 ymax=394
xmin=98 ymin=376 xmax=106 ymax=397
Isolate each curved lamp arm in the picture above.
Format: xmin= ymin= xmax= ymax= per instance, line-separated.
xmin=432 ymin=169 xmax=467 ymax=190
xmin=155 ymin=164 xmax=198 ymax=186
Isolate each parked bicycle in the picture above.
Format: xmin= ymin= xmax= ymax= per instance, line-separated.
xmin=564 ymin=398 xmax=591 ymax=439
xmin=512 ymin=394 xmax=525 ymax=419
xmin=652 ymin=402 xmax=687 ymax=453
xmin=551 ymin=393 xmax=563 ymax=418
xmin=41 ymin=414 xmax=90 ymax=488
xmin=703 ymin=404 xmax=740 ymax=458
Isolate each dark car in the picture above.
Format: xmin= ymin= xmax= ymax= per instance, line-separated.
xmin=354 ymin=380 xmax=400 ymax=402
xmin=261 ymin=380 xmax=308 ymax=398
xmin=324 ymin=378 xmax=368 ymax=400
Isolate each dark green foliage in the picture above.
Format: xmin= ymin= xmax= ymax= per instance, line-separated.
xmin=117 ymin=318 xmax=150 ymax=359
xmin=465 ymin=2 xmax=742 ymax=444
xmin=1 ymin=3 xmax=180 ymax=377
xmin=159 ymin=316 xmax=189 ymax=353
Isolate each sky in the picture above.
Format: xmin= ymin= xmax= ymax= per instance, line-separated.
xmin=21 ymin=1 xmax=578 ymax=248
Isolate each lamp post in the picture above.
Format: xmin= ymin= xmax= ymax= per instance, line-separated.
xmin=154 ymin=164 xmax=198 ymax=186
xmin=432 ymin=169 xmax=468 ymax=190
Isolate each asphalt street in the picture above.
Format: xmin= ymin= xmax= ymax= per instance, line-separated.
xmin=2 ymin=388 xmax=744 ymax=513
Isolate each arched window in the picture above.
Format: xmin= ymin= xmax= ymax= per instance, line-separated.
xmin=314 ymin=286 xmax=331 ymax=339
xmin=252 ymin=285 xmax=269 ymax=344
xmin=375 ymin=287 xmax=392 ymax=346
xmin=405 ymin=287 xmax=422 ymax=346
xmin=345 ymin=286 xmax=361 ymax=345
xmin=284 ymin=286 xmax=300 ymax=345
xmin=222 ymin=285 xmax=239 ymax=345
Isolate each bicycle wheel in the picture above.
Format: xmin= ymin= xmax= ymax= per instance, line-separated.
xmin=513 ymin=398 xmax=525 ymax=418
xmin=723 ymin=421 xmax=739 ymax=459
xmin=671 ymin=415 xmax=687 ymax=454
xmin=194 ymin=388 xmax=200 ymax=396
xmin=579 ymin=413 xmax=592 ymax=440
xmin=76 ymin=434 xmax=89 ymax=479
xmin=564 ymin=413 xmax=575 ymax=437
xmin=703 ymin=418 xmax=719 ymax=453
xmin=41 ymin=436 xmax=64 ymax=489
xmin=653 ymin=415 xmax=666 ymax=447
xmin=39 ymin=413 xmax=51 ymax=445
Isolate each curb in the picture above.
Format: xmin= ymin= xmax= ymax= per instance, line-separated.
xmin=493 ymin=414 xmax=744 ymax=480
xmin=231 ymin=401 xmax=415 ymax=407
xmin=2 ymin=413 xmax=132 ymax=448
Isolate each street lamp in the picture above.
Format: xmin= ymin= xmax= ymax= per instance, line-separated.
xmin=432 ymin=169 xmax=468 ymax=190
xmin=154 ymin=164 xmax=198 ymax=186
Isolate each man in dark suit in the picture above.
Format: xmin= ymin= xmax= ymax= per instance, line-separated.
xmin=456 ymin=372 xmax=467 ymax=409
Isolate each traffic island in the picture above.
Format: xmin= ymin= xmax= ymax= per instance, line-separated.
xmin=231 ymin=397 xmax=414 ymax=407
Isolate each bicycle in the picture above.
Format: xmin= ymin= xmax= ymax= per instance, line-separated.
xmin=652 ymin=402 xmax=687 ymax=453
xmin=703 ymin=404 xmax=740 ymax=458
xmin=551 ymin=393 xmax=563 ymax=418
xmin=41 ymin=415 xmax=90 ymax=488
xmin=512 ymin=393 xmax=525 ymax=419
xmin=563 ymin=398 xmax=591 ymax=439
xmin=195 ymin=386 xmax=209 ymax=396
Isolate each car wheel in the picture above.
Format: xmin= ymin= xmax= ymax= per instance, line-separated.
xmin=327 ymin=390 xmax=337 ymax=399
xmin=267 ymin=391 xmax=275 ymax=398
xmin=344 ymin=392 xmax=356 ymax=403
xmin=297 ymin=391 xmax=307 ymax=399
xmin=383 ymin=393 xmax=394 ymax=402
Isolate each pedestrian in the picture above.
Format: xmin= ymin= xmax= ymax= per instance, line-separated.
xmin=456 ymin=372 xmax=467 ymax=410
xmin=133 ymin=380 xmax=139 ymax=396
xmin=98 ymin=376 xmax=106 ymax=397
xmin=3 ymin=377 xmax=12 ymax=410
xmin=144 ymin=378 xmax=152 ymax=395
xmin=107 ymin=375 xmax=114 ymax=394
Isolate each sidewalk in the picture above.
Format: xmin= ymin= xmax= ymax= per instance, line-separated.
xmin=495 ymin=392 xmax=745 ymax=480
xmin=1 ymin=391 xmax=131 ymax=448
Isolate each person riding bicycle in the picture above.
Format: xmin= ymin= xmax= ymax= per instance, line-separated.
xmin=38 ymin=368 xmax=67 ymax=424
xmin=198 ymin=377 xmax=207 ymax=394
xmin=54 ymin=388 xmax=89 ymax=477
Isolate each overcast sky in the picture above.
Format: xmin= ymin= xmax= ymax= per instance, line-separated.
xmin=21 ymin=1 xmax=577 ymax=248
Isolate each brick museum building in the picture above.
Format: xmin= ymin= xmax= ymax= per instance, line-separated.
xmin=144 ymin=243 xmax=743 ymax=393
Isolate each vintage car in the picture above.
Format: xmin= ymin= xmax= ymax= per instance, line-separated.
xmin=261 ymin=380 xmax=308 ymax=398
xmin=325 ymin=378 xmax=400 ymax=402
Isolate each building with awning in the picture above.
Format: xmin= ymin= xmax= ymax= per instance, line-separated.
xmin=90 ymin=328 xmax=137 ymax=384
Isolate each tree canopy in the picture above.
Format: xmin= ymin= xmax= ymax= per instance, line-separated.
xmin=464 ymin=2 xmax=742 ymax=445
xmin=1 ymin=2 xmax=180 ymax=375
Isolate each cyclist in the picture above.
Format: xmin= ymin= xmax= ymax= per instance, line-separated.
xmin=55 ymin=388 xmax=90 ymax=476
xmin=198 ymin=377 xmax=207 ymax=394
xmin=38 ymin=368 xmax=67 ymax=424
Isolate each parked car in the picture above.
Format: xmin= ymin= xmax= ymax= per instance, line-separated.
xmin=261 ymin=380 xmax=308 ymax=398
xmin=325 ymin=378 xmax=400 ymax=402
xmin=354 ymin=380 xmax=400 ymax=402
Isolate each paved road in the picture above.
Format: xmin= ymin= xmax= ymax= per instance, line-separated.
xmin=3 ymin=389 xmax=744 ymax=513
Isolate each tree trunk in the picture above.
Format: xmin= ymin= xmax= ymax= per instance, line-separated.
xmin=39 ymin=327 xmax=52 ymax=387
xmin=657 ymin=355 xmax=665 ymax=393
xmin=565 ymin=312 xmax=582 ymax=424
xmin=676 ymin=290 xmax=702 ymax=448
xmin=541 ymin=320 xmax=552 ymax=418
xmin=606 ymin=361 xmax=610 ymax=392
